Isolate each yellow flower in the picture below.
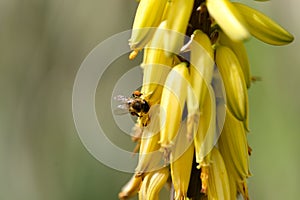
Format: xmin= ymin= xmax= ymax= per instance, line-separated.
xmin=118 ymin=0 xmax=294 ymax=199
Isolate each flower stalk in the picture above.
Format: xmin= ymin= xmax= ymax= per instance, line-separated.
xmin=118 ymin=0 xmax=294 ymax=199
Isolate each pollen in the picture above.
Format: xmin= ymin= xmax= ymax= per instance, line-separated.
xmin=129 ymin=50 xmax=138 ymax=60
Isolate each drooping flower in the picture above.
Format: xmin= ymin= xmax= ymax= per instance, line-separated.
xmin=118 ymin=0 xmax=294 ymax=199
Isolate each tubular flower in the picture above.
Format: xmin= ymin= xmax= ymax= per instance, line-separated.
xmin=119 ymin=0 xmax=294 ymax=199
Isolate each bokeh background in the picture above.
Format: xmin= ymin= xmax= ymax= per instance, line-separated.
xmin=0 ymin=0 xmax=299 ymax=199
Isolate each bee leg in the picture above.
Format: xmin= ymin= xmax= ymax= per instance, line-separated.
xmin=131 ymin=124 xmax=143 ymax=142
xmin=132 ymin=141 xmax=141 ymax=154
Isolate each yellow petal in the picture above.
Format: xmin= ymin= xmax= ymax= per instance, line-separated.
xmin=159 ymin=62 xmax=189 ymax=158
xmin=171 ymin=122 xmax=195 ymax=199
xmin=141 ymin=21 xmax=173 ymax=105
xmin=146 ymin=167 xmax=169 ymax=200
xmin=215 ymin=45 xmax=248 ymax=122
xmin=218 ymin=31 xmax=252 ymax=89
xmin=206 ymin=0 xmax=250 ymax=41
xmin=129 ymin=0 xmax=169 ymax=50
xmin=206 ymin=148 xmax=231 ymax=200
xmin=233 ymin=2 xmax=294 ymax=45
xmin=119 ymin=174 xmax=142 ymax=199
xmin=164 ymin=0 xmax=194 ymax=54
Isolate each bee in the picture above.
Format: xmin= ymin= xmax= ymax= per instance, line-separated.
xmin=114 ymin=90 xmax=150 ymax=118
xmin=114 ymin=90 xmax=151 ymax=145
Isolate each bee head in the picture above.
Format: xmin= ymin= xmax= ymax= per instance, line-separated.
xmin=132 ymin=90 xmax=142 ymax=98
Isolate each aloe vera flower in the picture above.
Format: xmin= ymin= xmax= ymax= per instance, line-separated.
xmin=118 ymin=0 xmax=294 ymax=200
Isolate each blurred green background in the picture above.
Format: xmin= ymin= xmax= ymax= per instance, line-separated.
xmin=0 ymin=0 xmax=299 ymax=199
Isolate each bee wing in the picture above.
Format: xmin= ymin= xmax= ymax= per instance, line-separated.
xmin=113 ymin=104 xmax=130 ymax=115
xmin=113 ymin=95 xmax=134 ymax=115
xmin=115 ymin=94 xmax=135 ymax=102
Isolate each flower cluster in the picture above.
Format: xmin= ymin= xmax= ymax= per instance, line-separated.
xmin=118 ymin=0 xmax=293 ymax=200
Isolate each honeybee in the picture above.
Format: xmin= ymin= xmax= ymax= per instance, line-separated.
xmin=114 ymin=90 xmax=151 ymax=144
xmin=114 ymin=90 xmax=150 ymax=118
